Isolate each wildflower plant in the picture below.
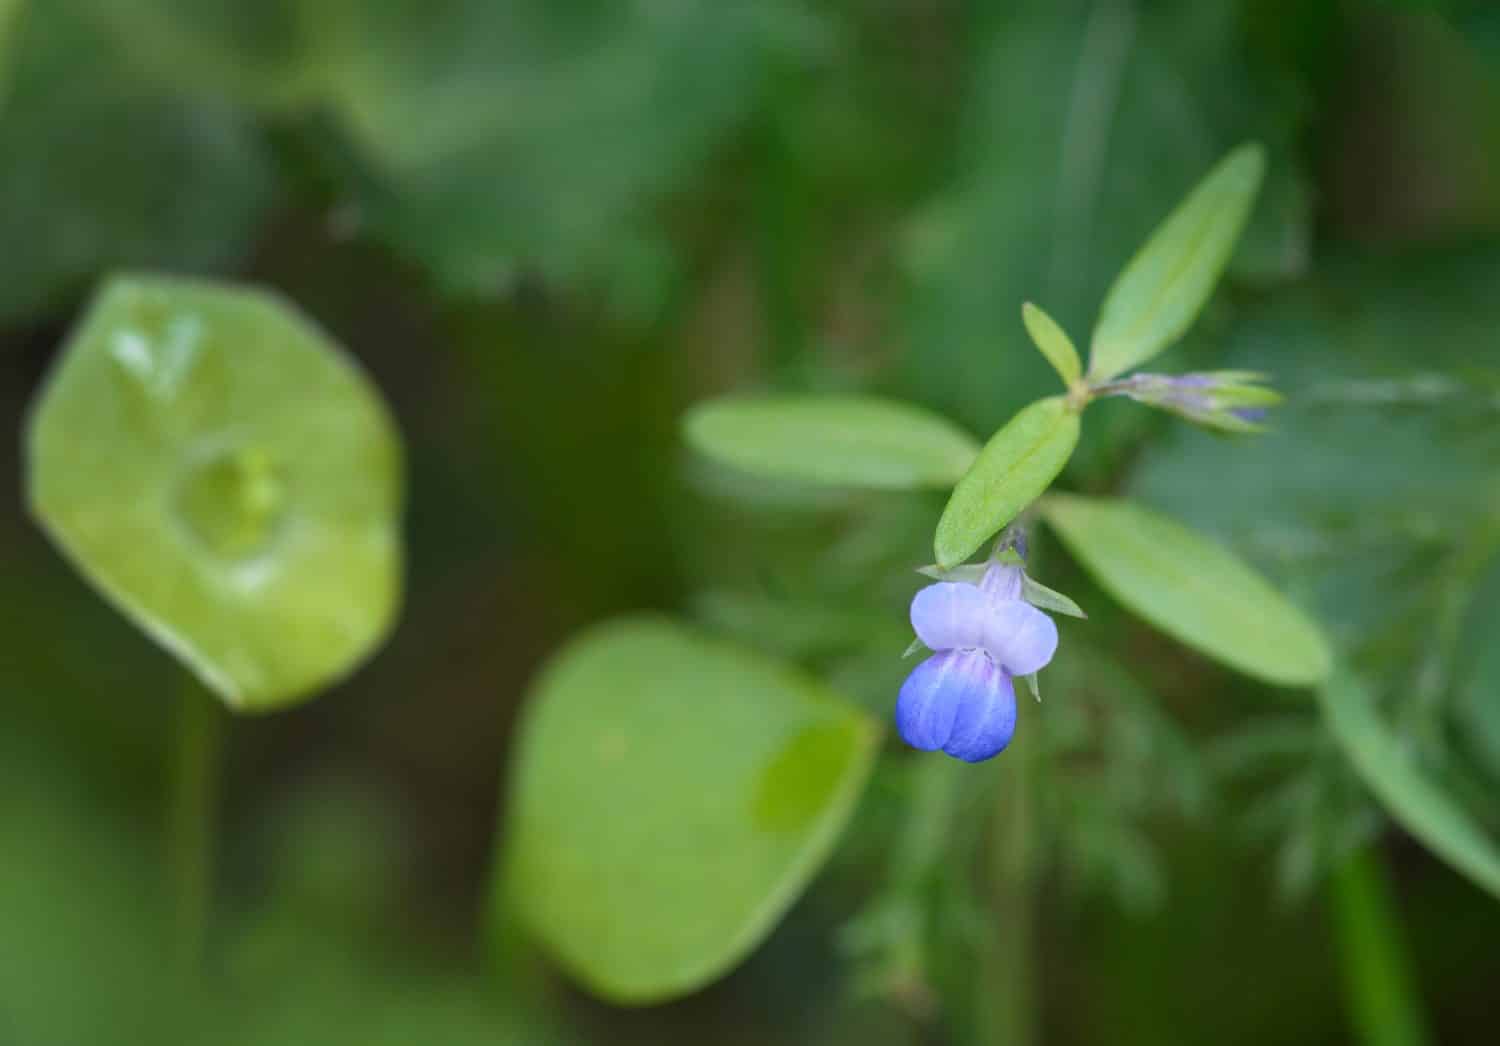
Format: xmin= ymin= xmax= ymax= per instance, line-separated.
xmin=498 ymin=142 xmax=1363 ymax=1014
xmin=12 ymin=4 xmax=1500 ymax=1043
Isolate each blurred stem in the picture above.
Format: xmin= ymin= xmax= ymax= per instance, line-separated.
xmin=978 ymin=735 xmax=1036 ymax=1046
xmin=1329 ymin=846 xmax=1431 ymax=1046
xmin=170 ymin=676 xmax=224 ymax=976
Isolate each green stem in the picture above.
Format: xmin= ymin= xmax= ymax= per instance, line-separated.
xmin=1329 ymin=846 xmax=1431 ymax=1046
xmin=170 ymin=676 xmax=224 ymax=975
xmin=979 ymin=737 xmax=1037 ymax=1046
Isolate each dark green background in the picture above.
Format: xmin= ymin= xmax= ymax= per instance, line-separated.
xmin=3 ymin=1 xmax=1499 ymax=1043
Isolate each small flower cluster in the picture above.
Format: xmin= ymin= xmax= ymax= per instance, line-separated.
xmin=1097 ymin=371 xmax=1280 ymax=432
xmin=896 ymin=558 xmax=1057 ymax=763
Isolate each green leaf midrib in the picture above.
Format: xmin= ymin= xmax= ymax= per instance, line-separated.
xmin=1047 ymin=498 xmax=1327 ymax=680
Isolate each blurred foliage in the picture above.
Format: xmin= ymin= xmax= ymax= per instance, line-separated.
xmin=4 ymin=0 xmax=1500 ymax=1044
xmin=501 ymin=617 xmax=877 ymax=1004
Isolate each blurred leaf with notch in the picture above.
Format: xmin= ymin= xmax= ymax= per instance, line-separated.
xmin=27 ymin=277 xmax=404 ymax=712
xmin=500 ymin=617 xmax=878 ymax=1004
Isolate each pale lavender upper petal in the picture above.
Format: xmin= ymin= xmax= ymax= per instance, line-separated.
xmin=981 ymin=599 xmax=1058 ymax=675
xmin=909 ymin=581 xmax=990 ymax=652
xmin=896 ymin=649 xmax=1011 ymax=759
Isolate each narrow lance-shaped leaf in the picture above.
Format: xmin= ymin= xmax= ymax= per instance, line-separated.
xmin=1321 ymin=670 xmax=1500 ymax=901
xmin=500 ymin=617 xmax=879 ymax=1004
xmin=1040 ymin=494 xmax=1331 ymax=687
xmin=934 ymin=396 xmax=1080 ymax=569
xmin=1088 ymin=143 xmax=1267 ymax=382
xmin=1021 ymin=302 xmax=1082 ymax=388
xmin=26 ymin=276 xmax=404 ymax=712
xmin=683 ymin=396 xmax=980 ymax=490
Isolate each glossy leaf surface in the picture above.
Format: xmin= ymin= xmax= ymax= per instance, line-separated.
xmin=27 ymin=276 xmax=404 ymax=711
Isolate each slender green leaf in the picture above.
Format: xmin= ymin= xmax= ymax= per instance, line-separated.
xmin=26 ymin=276 xmax=404 ymax=711
xmin=1321 ymin=671 xmax=1500 ymax=901
xmin=1022 ymin=575 xmax=1087 ymax=619
xmin=501 ymin=617 xmax=879 ymax=1004
xmin=934 ymin=397 xmax=1080 ymax=568
xmin=1021 ymin=302 xmax=1081 ymax=388
xmin=1088 ymin=143 xmax=1266 ymax=381
xmin=684 ymin=395 xmax=980 ymax=490
xmin=1040 ymin=494 xmax=1331 ymax=686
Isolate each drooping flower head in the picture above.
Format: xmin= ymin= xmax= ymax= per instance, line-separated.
xmin=895 ymin=559 xmax=1058 ymax=763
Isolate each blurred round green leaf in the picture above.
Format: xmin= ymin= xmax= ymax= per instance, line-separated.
xmin=501 ymin=616 xmax=879 ymax=1004
xmin=934 ymin=396 xmax=1080 ymax=568
xmin=684 ymin=395 xmax=980 ymax=490
xmin=1321 ymin=670 xmax=1500 ymax=901
xmin=26 ymin=276 xmax=404 ymax=712
xmin=1088 ymin=143 xmax=1266 ymax=382
xmin=1041 ymin=494 xmax=1331 ymax=687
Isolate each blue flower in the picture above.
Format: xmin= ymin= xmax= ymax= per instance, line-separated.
xmin=896 ymin=562 xmax=1058 ymax=762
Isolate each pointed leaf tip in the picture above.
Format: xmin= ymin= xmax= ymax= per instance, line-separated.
xmin=1021 ymin=302 xmax=1082 ymax=388
xmin=1088 ymin=142 xmax=1267 ymax=382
